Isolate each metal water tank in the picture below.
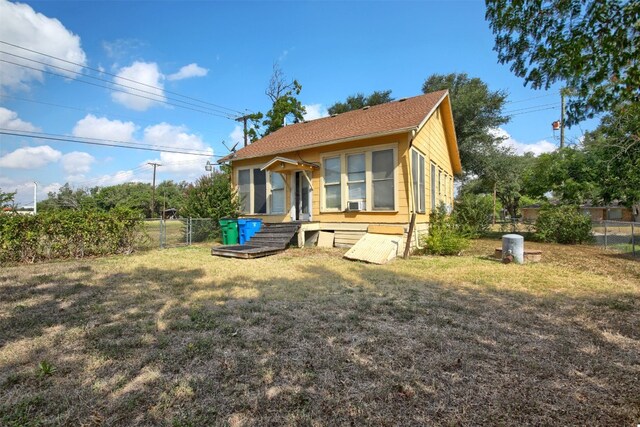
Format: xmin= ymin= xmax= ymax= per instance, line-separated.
xmin=502 ymin=234 xmax=524 ymax=264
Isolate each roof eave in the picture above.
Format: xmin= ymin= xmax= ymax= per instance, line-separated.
xmin=229 ymin=126 xmax=416 ymax=163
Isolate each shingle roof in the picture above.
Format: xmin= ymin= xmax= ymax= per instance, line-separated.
xmin=224 ymin=90 xmax=449 ymax=161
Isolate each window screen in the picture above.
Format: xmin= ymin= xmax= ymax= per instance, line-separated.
xmin=372 ymin=149 xmax=394 ymax=209
xmin=238 ymin=169 xmax=250 ymax=213
xmin=253 ymin=169 xmax=266 ymax=214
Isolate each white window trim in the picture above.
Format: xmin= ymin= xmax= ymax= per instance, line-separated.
xmin=236 ymin=166 xmax=286 ymax=215
xmin=411 ymin=147 xmax=426 ymax=214
xmin=320 ymin=143 xmax=399 ymax=213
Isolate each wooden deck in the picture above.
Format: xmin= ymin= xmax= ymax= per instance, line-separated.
xmin=211 ymin=223 xmax=301 ymax=259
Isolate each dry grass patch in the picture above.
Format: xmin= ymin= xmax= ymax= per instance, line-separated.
xmin=1 ymin=240 xmax=638 ymax=426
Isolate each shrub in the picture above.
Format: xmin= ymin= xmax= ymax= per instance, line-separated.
xmin=534 ymin=205 xmax=593 ymax=244
xmin=453 ymin=194 xmax=493 ymax=237
xmin=421 ymin=204 xmax=470 ymax=255
xmin=0 ymin=208 xmax=143 ymax=264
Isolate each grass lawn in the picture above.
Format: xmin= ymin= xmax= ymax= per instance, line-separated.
xmin=1 ymin=239 xmax=638 ymax=426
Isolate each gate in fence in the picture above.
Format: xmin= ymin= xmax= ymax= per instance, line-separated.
xmin=142 ymin=218 xmax=217 ymax=250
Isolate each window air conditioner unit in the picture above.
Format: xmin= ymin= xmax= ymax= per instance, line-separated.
xmin=347 ymin=201 xmax=365 ymax=211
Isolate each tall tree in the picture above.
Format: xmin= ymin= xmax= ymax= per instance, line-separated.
xmin=261 ymin=63 xmax=306 ymax=135
xmin=523 ymin=147 xmax=599 ymax=204
xmin=182 ymin=166 xmax=240 ymax=223
xmin=486 ymin=0 xmax=640 ymax=125
xmin=422 ymin=73 xmax=509 ymax=177
xmin=38 ymin=183 xmax=97 ymax=211
xmin=327 ymin=90 xmax=394 ymax=115
xmin=583 ymin=103 xmax=640 ymax=217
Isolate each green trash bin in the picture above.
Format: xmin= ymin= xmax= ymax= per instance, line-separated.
xmin=219 ymin=218 xmax=239 ymax=245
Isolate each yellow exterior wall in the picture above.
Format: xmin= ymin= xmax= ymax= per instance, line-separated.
xmin=230 ymin=104 xmax=456 ymax=226
xmin=411 ymin=105 xmax=455 ymax=220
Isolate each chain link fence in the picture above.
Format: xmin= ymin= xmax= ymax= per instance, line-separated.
xmin=140 ymin=218 xmax=218 ymax=250
xmin=591 ymin=220 xmax=639 ymax=257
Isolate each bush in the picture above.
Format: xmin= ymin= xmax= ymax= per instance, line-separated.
xmin=421 ymin=204 xmax=470 ymax=255
xmin=453 ymin=194 xmax=493 ymax=237
xmin=534 ymin=205 xmax=593 ymax=244
xmin=0 ymin=208 xmax=143 ymax=264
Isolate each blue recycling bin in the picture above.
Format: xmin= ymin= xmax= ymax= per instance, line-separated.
xmin=238 ymin=218 xmax=263 ymax=244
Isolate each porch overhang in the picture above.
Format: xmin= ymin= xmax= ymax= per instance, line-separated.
xmin=260 ymin=156 xmax=318 ymax=173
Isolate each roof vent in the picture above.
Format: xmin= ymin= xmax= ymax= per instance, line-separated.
xmin=331 ymin=114 xmax=338 ymax=117
xmin=362 ymin=106 xmax=370 ymax=110
xmin=397 ymin=98 xmax=407 ymax=102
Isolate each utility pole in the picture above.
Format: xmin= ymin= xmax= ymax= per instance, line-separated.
xmin=148 ymin=162 xmax=161 ymax=218
xmin=235 ymin=115 xmax=251 ymax=147
xmin=33 ymin=181 xmax=37 ymax=215
xmin=560 ymin=89 xmax=566 ymax=149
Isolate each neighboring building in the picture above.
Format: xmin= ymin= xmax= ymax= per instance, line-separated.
xmin=521 ymin=203 xmax=636 ymax=222
xmin=220 ymin=90 xmax=462 ymax=249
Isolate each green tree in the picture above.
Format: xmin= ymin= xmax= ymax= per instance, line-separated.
xmin=182 ymin=167 xmax=240 ymax=224
xmin=1 ymin=188 xmax=16 ymax=210
xmin=156 ymin=180 xmax=189 ymax=216
xmin=94 ymin=183 xmax=153 ymax=216
xmin=523 ymin=147 xmax=599 ymax=204
xmin=422 ymin=73 xmax=509 ymax=177
xmin=583 ymin=103 xmax=640 ymax=217
xmin=327 ymin=90 xmax=394 ymax=115
xmin=486 ymin=0 xmax=640 ymax=125
xmin=38 ymin=183 xmax=97 ymax=211
xmin=462 ymin=148 xmax=535 ymax=219
xmin=262 ymin=63 xmax=306 ymax=135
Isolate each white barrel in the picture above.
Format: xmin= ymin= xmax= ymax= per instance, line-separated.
xmin=502 ymin=234 xmax=524 ymax=264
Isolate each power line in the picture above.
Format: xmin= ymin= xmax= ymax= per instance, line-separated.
xmin=0 ymin=129 xmax=221 ymax=157
xmin=504 ymin=102 xmax=558 ymax=114
xmin=0 ymin=39 xmax=246 ymax=116
xmin=0 ymin=58 xmax=235 ymax=120
xmin=508 ymin=106 xmax=559 ymax=117
xmin=0 ymin=128 xmax=214 ymax=155
xmin=0 ymin=50 xmax=238 ymax=118
xmin=505 ymin=93 xmax=556 ymax=104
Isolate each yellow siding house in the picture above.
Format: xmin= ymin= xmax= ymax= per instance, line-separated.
xmin=220 ymin=90 xmax=462 ymax=249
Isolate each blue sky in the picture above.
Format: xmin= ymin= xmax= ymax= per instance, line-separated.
xmin=0 ymin=0 xmax=597 ymax=207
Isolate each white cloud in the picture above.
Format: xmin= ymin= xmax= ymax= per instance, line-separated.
xmin=61 ymin=151 xmax=95 ymax=174
xmin=0 ymin=0 xmax=86 ymax=93
xmin=72 ymin=114 xmax=137 ymax=142
xmin=111 ymin=61 xmax=165 ymax=111
xmin=229 ymin=125 xmax=244 ymax=146
xmin=0 ymin=145 xmax=62 ymax=169
xmin=143 ymin=123 xmax=213 ymax=175
xmin=303 ymin=104 xmax=328 ymax=121
xmin=167 ymin=63 xmax=208 ymax=81
xmin=0 ymin=107 xmax=39 ymax=131
xmin=491 ymin=127 xmax=557 ymax=156
xmin=89 ymin=170 xmax=143 ymax=187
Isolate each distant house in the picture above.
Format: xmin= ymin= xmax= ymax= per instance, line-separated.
xmin=220 ymin=90 xmax=462 ymax=249
xmin=521 ymin=203 xmax=636 ymax=222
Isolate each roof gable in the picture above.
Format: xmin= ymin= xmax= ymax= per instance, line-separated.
xmin=225 ymin=90 xmax=451 ymax=162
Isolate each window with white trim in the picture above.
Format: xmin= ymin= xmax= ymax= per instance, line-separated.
xmin=411 ymin=149 xmax=426 ymax=213
xmin=270 ymin=172 xmax=285 ymax=214
xmin=238 ymin=169 xmax=250 ymax=213
xmin=347 ymin=153 xmax=366 ymax=203
xmin=371 ymin=149 xmax=394 ymax=209
xmin=236 ymin=167 xmax=272 ymax=214
xmin=321 ymin=146 xmax=397 ymax=212
xmin=430 ymin=162 xmax=437 ymax=210
xmin=323 ymin=157 xmax=341 ymax=210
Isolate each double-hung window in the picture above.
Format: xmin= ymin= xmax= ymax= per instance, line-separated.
xmin=371 ymin=149 xmax=394 ymax=210
xmin=270 ymin=172 xmax=285 ymax=214
xmin=323 ymin=157 xmax=341 ymax=210
xmin=411 ymin=149 xmax=426 ymax=213
xmin=347 ymin=154 xmax=366 ymax=202
xmin=238 ymin=169 xmax=251 ymax=213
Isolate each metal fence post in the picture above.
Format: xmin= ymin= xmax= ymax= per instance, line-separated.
xmin=632 ymin=222 xmax=636 ymax=257
xmin=604 ymin=221 xmax=607 ymax=249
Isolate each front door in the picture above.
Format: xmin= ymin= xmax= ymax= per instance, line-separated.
xmin=294 ymin=171 xmax=311 ymax=221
